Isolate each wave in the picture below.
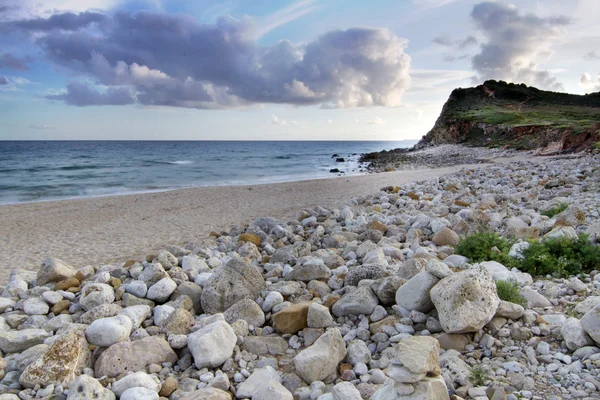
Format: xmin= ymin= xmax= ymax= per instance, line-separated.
xmin=168 ymin=160 xmax=194 ymax=165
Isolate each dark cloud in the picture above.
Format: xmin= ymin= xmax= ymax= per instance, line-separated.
xmin=23 ymin=11 xmax=410 ymax=108
xmin=0 ymin=52 xmax=32 ymax=71
xmin=0 ymin=75 xmax=7 ymax=84
xmin=45 ymin=82 xmax=135 ymax=106
xmin=2 ymin=11 xmax=107 ymax=33
xmin=470 ymin=1 xmax=570 ymax=90
xmin=433 ymin=35 xmax=477 ymax=50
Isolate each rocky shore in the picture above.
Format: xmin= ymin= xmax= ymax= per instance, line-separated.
xmin=0 ymin=152 xmax=599 ymax=400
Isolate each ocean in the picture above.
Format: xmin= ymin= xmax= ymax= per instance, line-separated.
xmin=0 ymin=141 xmax=415 ymax=205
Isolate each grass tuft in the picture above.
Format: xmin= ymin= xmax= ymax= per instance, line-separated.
xmin=496 ymin=279 xmax=526 ymax=306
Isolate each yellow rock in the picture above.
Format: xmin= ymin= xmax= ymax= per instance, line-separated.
xmin=367 ymin=221 xmax=387 ymax=233
xmin=239 ymin=233 xmax=261 ymax=246
xmin=272 ymin=302 xmax=310 ymax=334
xmin=55 ymin=277 xmax=80 ymax=291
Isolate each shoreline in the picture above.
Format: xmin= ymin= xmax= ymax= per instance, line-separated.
xmin=0 ymin=158 xmax=518 ymax=284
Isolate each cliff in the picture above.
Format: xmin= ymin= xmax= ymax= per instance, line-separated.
xmin=415 ymin=80 xmax=600 ymax=155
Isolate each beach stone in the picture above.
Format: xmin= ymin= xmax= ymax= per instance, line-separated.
xmin=385 ymin=364 xmax=425 ymax=383
xmin=346 ymin=339 xmax=371 ymax=365
xmin=162 ymin=308 xmax=194 ymax=335
xmin=0 ymin=328 xmax=51 ymax=353
xmin=223 ymin=298 xmax=265 ymax=327
xmin=52 ymin=299 xmax=71 ymax=314
xmin=371 ymin=379 xmax=415 ymax=399
xmin=332 ymin=286 xmax=379 ymax=317
xmin=37 ymin=258 xmax=77 ymax=286
xmin=432 ymin=227 xmax=459 ymax=246
xmin=201 ymin=258 xmax=266 ymax=314
xmin=236 ymin=366 xmax=281 ymax=398
xmin=79 ymin=303 xmax=123 ymax=324
xmin=94 ymin=336 xmax=178 ymax=377
xmin=286 ymin=262 xmax=331 ymax=282
xmin=79 ymin=283 xmax=115 ymax=311
xmin=480 ymin=261 xmax=517 ymax=282
xmin=0 ymin=298 xmax=15 ymax=313
xmin=395 ymin=271 xmax=439 ymax=313
xmin=307 ymin=303 xmax=334 ymax=328
xmin=520 ymin=286 xmax=551 ymax=308
xmin=19 ymin=330 xmax=91 ymax=389
xmin=85 ymin=315 xmax=132 ymax=347
xmin=562 ymin=317 xmax=594 ymax=351
xmin=172 ymin=281 xmax=203 ymax=314
xmin=375 ymin=276 xmax=406 ymax=305
xmin=431 ymin=266 xmax=500 ymax=333
xmin=121 ymin=292 xmax=155 ymax=307
xmin=153 ymin=250 xmax=178 ymax=270
xmin=555 ymin=205 xmax=586 ymax=227
xmin=331 ymin=382 xmax=362 ymax=400
xmin=23 ymin=297 xmax=49 ymax=315
xmin=239 ymin=233 xmax=261 ymax=246
xmin=262 ymin=291 xmax=284 ymax=312
xmin=125 ymin=280 xmax=148 ymax=298
xmin=112 ymin=371 xmax=160 ymax=397
xmin=146 ymin=277 xmax=177 ymax=303
xmin=159 ymin=377 xmax=178 ymax=397
xmin=294 ymin=328 xmax=346 ymax=383
xmin=426 ymin=259 xmax=453 ymax=279
xmin=397 ymin=258 xmax=429 ymax=280
xmin=55 ymin=277 xmax=80 ymax=291
xmin=344 ymin=264 xmax=390 ymax=286
xmin=436 ymin=333 xmax=472 ymax=351
xmin=67 ymin=375 xmax=115 ymax=400
xmin=379 ymin=376 xmax=449 ymax=400
xmin=138 ymin=263 xmax=169 ymax=286
xmin=179 ymin=388 xmax=232 ymax=400
xmin=581 ymin=305 xmax=600 ymax=344
xmin=273 ymin=302 xmax=309 ymax=333
xmin=188 ymin=320 xmax=236 ymax=369
xmin=243 ymin=336 xmax=289 ymax=356
xmin=495 ymin=300 xmax=525 ymax=320
xmin=389 ymin=336 xmax=441 ymax=376
xmin=42 ymin=290 xmax=63 ymax=305
xmin=120 ymin=387 xmax=159 ymax=400
xmin=120 ymin=304 xmax=151 ymax=330
xmin=254 ymin=380 xmax=293 ymax=400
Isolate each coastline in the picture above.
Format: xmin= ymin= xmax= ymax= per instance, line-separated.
xmin=0 ymin=156 xmax=522 ymax=284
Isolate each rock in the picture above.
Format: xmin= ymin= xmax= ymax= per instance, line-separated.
xmin=120 ymin=304 xmax=152 ymax=330
xmin=562 ymin=318 xmax=594 ymax=351
xmin=375 ymin=276 xmax=406 ymax=305
xmin=389 ymin=336 xmax=441 ymax=376
xmin=520 ymin=286 xmax=551 ymax=308
xmin=188 ymin=320 xmax=236 ymax=369
xmin=332 ymin=286 xmax=379 ymax=317
xmin=262 ymin=291 xmax=284 ymax=312
xmin=436 ymin=333 xmax=472 ymax=351
xmin=294 ymin=328 xmax=346 ymax=383
xmin=23 ymin=297 xmax=49 ymax=315
xmin=426 ymin=259 xmax=453 ymax=279
xmin=79 ymin=283 xmax=115 ymax=311
xmin=581 ymin=305 xmax=600 ymax=345
xmin=385 ymin=364 xmax=425 ymax=383
xmin=146 ymin=277 xmax=177 ymax=303
xmin=236 ymin=366 xmax=281 ymax=398
xmin=162 ymin=308 xmax=194 ymax=335
xmin=239 ymin=233 xmax=261 ymax=246
xmin=273 ymin=302 xmax=309 ymax=333
xmin=243 ymin=336 xmax=289 ymax=356
xmin=85 ymin=315 xmax=132 ymax=347
xmin=430 ymin=266 xmax=500 ymax=333
xmin=495 ymin=300 xmax=524 ymax=320
xmin=346 ymin=340 xmax=371 ymax=365
xmin=432 ymin=227 xmax=460 ymax=246
xmin=544 ymin=225 xmax=578 ymax=240
xmin=172 ymin=281 xmax=203 ymax=314
xmin=79 ymin=303 xmax=123 ymax=324
xmin=179 ymin=388 xmax=232 ymax=400
xmin=371 ymin=379 xmax=416 ymax=399
xmin=479 ymin=261 xmax=517 ymax=282
xmin=0 ymin=298 xmax=15 ymax=313
xmin=94 ymin=336 xmax=178 ymax=377
xmin=112 ymin=371 xmax=160 ymax=397
xmin=286 ymin=262 xmax=331 ymax=282
xmin=223 ymin=298 xmax=265 ymax=327
xmin=153 ymin=250 xmax=179 ymax=270
xmin=307 ymin=303 xmax=334 ymax=328
xmin=0 ymin=329 xmax=51 ymax=353
xmin=331 ymin=382 xmax=362 ymax=400
xmin=254 ymin=380 xmax=293 ymax=400
xmin=125 ymin=280 xmax=148 ymax=298
xmin=395 ymin=271 xmax=439 ymax=313
xmin=67 ymin=375 xmax=115 ymax=400
xmin=201 ymin=259 xmax=266 ymax=314
xmin=20 ymin=331 xmax=91 ymax=388
xmin=37 ymin=258 xmax=77 ymax=286
xmin=159 ymin=377 xmax=178 ymax=397
xmin=555 ymin=205 xmax=586 ymax=227
xmin=345 ymin=264 xmax=390 ymax=286
xmin=120 ymin=387 xmax=159 ymax=400
xmin=138 ymin=263 xmax=169 ymax=286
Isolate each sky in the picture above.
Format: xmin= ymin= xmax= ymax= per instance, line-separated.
xmin=0 ymin=0 xmax=599 ymax=140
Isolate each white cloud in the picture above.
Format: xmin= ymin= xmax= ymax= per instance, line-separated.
xmin=366 ymin=117 xmax=386 ymax=124
xmin=327 ymin=119 xmax=332 ymax=124
xmin=580 ymin=72 xmax=600 ymax=91
xmin=256 ymin=0 xmax=319 ymax=38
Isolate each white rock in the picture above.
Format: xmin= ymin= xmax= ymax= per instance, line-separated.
xmin=479 ymin=261 xmax=517 ymax=282
xmin=85 ymin=315 xmax=132 ymax=347
xmin=262 ymin=291 xmax=284 ymax=313
xmin=119 ymin=387 xmax=159 ymax=400
xmin=236 ymin=366 xmax=281 ymax=398
xmin=67 ymin=375 xmax=115 ymax=400
xmin=188 ymin=320 xmax=236 ymax=369
xmin=146 ymin=277 xmax=177 ymax=303
xmin=23 ymin=297 xmax=49 ymax=315
xmin=581 ymin=304 xmax=600 ymax=345
xmin=0 ymin=298 xmax=16 ymax=313
xmin=120 ymin=305 xmax=151 ymax=330
xmin=153 ymin=305 xmax=175 ymax=326
xmin=395 ymin=271 xmax=439 ymax=313
xmin=125 ymin=281 xmax=148 ymax=298
xmin=307 ymin=303 xmax=334 ymax=328
xmin=294 ymin=328 xmax=346 ymax=383
xmin=562 ymin=318 xmax=594 ymax=351
xmin=331 ymin=382 xmax=362 ymax=400
xmin=80 ymin=284 xmax=115 ymax=311
xmin=111 ymin=372 xmax=160 ymax=397
xmin=41 ymin=291 xmax=63 ymax=305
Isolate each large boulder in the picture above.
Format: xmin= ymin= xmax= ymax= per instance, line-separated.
xmin=432 ymin=227 xmax=460 ymax=246
xmin=562 ymin=317 xmax=594 ymax=351
xmin=395 ymin=271 xmax=439 ymax=313
xmin=431 ymin=266 xmax=500 ymax=333
xmin=37 ymin=258 xmax=77 ymax=286
xmin=188 ymin=320 xmax=236 ymax=369
xmin=20 ymin=331 xmax=91 ymax=388
xmin=479 ymin=261 xmax=517 ymax=282
xmin=332 ymin=286 xmax=379 ymax=317
xmin=0 ymin=329 xmax=51 ymax=354
xmin=94 ymin=336 xmax=177 ymax=377
xmin=581 ymin=304 xmax=600 ymax=344
xmin=387 ymin=336 xmax=441 ymax=377
xmin=67 ymin=375 xmax=115 ymax=400
xmin=294 ymin=328 xmax=346 ymax=383
xmin=344 ymin=264 xmax=390 ymax=287
xmin=201 ymin=259 xmax=266 ymax=314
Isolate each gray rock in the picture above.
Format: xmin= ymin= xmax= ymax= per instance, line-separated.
xmin=307 ymin=303 xmax=334 ymax=328
xmin=22 ymin=297 xmax=49 ymax=315
xmin=331 ymin=382 xmax=362 ymax=400
xmin=171 ymin=281 xmax=203 ymax=314
xmin=79 ymin=283 xmax=115 ymax=311
xmin=112 ymin=371 xmax=160 ymax=397
xmin=67 ymin=375 xmax=115 ymax=400
xmin=520 ymin=286 xmax=551 ymax=308
xmin=120 ymin=305 xmax=152 ymax=330
xmin=344 ymin=264 xmax=390 ymax=286
xmin=188 ymin=320 xmax=236 ymax=369
xmin=562 ymin=317 xmax=594 ymax=351
xmin=138 ymin=263 xmax=169 ymax=286
xmin=120 ymin=388 xmax=159 ymax=400
xmin=346 ymin=339 xmax=371 ymax=365
xmin=581 ymin=305 xmax=600 ymax=345
xmin=79 ymin=303 xmax=123 ymax=324
xmin=253 ymin=380 xmax=293 ymax=400
xmin=294 ymin=328 xmax=346 ymax=383
xmin=395 ymin=271 xmax=439 ymax=313
xmin=146 ymin=277 xmax=177 ymax=303
xmin=201 ymin=259 xmax=266 ymax=314
xmin=242 ymin=336 xmax=289 ymax=356
xmin=37 ymin=258 xmax=77 ymax=286
xmin=286 ymin=262 xmax=331 ymax=282
xmin=85 ymin=315 xmax=132 ymax=347
xmin=124 ymin=280 xmax=147 ymax=298
xmin=223 ymin=298 xmax=265 ymax=327
xmin=374 ymin=276 xmax=406 ymax=305
xmin=236 ymin=366 xmax=281 ymax=398
xmin=0 ymin=329 xmax=51 ymax=354
xmin=426 ymin=259 xmax=453 ymax=279
xmin=332 ymin=286 xmax=379 ymax=317
xmin=495 ymin=300 xmax=525 ymax=320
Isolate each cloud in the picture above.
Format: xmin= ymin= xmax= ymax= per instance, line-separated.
xmin=12 ymin=10 xmax=410 ymax=109
xmin=0 ymin=76 xmax=7 ymax=85
xmin=271 ymin=114 xmax=286 ymax=125
xmin=584 ymin=51 xmax=600 ymax=60
xmin=29 ymin=123 xmax=55 ymax=129
xmin=0 ymin=53 xmax=33 ymax=71
xmin=45 ymin=82 xmax=135 ymax=106
xmin=433 ymin=35 xmax=477 ymax=50
xmin=469 ymin=1 xmax=570 ymax=90
xmin=256 ymin=0 xmax=319 ymax=38
xmin=0 ymin=0 xmax=124 ymax=20
xmin=366 ymin=117 xmax=386 ymax=124
xmin=580 ymin=73 xmax=600 ymax=91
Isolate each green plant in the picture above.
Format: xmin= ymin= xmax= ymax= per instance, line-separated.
xmin=454 ymin=232 xmax=514 ymax=265
xmin=496 ymin=279 xmax=526 ymax=306
xmin=541 ymin=203 xmax=568 ymax=218
xmin=469 ymin=365 xmax=488 ymax=387
xmin=592 ymin=141 xmax=600 ymax=150
xmin=518 ymin=234 xmax=600 ymax=277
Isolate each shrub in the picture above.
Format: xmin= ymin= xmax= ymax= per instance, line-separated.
xmin=496 ymin=279 xmax=526 ymax=306
xmin=454 ymin=232 xmax=514 ymax=265
xmin=541 ymin=203 xmax=568 ymax=218
xmin=469 ymin=365 xmax=488 ymax=387
xmin=518 ymin=234 xmax=600 ymax=277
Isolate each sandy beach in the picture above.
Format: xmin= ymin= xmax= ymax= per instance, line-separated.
xmin=0 ymin=155 xmax=527 ymax=284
